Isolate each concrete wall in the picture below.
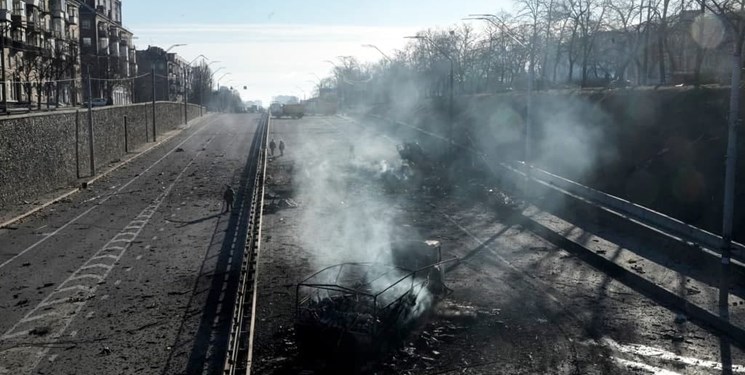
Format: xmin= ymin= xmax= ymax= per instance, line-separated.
xmin=0 ymin=102 xmax=205 ymax=207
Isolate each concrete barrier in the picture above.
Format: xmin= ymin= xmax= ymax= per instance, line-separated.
xmin=0 ymin=102 xmax=205 ymax=207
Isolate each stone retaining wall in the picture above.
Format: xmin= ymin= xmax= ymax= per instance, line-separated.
xmin=0 ymin=102 xmax=205 ymax=207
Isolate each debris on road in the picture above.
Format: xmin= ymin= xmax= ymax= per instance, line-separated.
xmin=295 ymin=257 xmax=452 ymax=366
xmin=29 ymin=326 xmax=50 ymax=336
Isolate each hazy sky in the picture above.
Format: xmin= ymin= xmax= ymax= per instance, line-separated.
xmin=124 ymin=0 xmax=511 ymax=104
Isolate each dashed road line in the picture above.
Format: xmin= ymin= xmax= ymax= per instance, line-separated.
xmin=0 ymin=135 xmax=215 ymax=374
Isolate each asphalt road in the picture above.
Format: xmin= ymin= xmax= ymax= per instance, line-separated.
xmin=0 ymin=113 xmax=261 ymax=375
xmin=255 ymin=115 xmax=745 ymax=374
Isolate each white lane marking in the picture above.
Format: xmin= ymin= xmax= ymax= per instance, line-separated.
xmin=1 ymin=330 xmax=30 ymax=340
xmin=68 ymin=274 xmax=104 ymax=282
xmin=0 ymin=118 xmax=213 ymax=270
xmin=39 ymin=298 xmax=71 ymax=308
xmin=36 ymin=225 xmax=47 ymax=230
xmin=20 ymin=311 xmax=63 ymax=324
xmin=80 ymin=263 xmax=113 ymax=272
xmin=56 ymin=285 xmax=92 ymax=294
xmin=90 ymin=254 xmax=119 ymax=261
xmin=0 ymin=135 xmax=215 ymax=374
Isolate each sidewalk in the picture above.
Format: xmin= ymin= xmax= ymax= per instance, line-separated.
xmin=0 ymin=115 xmax=213 ymax=229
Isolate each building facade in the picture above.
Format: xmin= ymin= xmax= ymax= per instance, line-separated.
xmin=78 ymin=0 xmax=136 ymax=104
xmin=0 ymin=0 xmax=82 ymax=108
xmin=134 ymin=46 xmax=189 ymax=103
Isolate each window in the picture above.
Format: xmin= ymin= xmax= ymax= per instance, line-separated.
xmin=82 ymin=37 xmax=91 ymax=47
xmin=81 ymin=19 xmax=91 ymax=30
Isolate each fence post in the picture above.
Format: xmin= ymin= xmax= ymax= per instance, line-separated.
xmin=86 ymin=66 xmax=95 ymax=177
xmin=152 ymin=68 xmax=156 ymax=142
xmin=75 ymin=110 xmax=80 ymax=179
xmin=124 ymin=115 xmax=128 ymax=153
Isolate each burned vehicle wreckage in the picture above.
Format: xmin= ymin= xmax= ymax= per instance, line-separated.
xmin=294 ymin=241 xmax=455 ymax=365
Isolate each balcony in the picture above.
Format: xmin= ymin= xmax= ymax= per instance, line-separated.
xmin=25 ymin=0 xmax=40 ymax=8
xmin=11 ymin=14 xmax=25 ymax=28
xmin=68 ymin=13 xmax=78 ymax=25
xmin=52 ymin=9 xmax=65 ymax=19
xmin=25 ymin=19 xmax=40 ymax=33
xmin=98 ymin=37 xmax=109 ymax=55
xmin=0 ymin=10 xmax=11 ymax=23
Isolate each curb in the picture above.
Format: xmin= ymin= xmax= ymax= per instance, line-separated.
xmin=0 ymin=115 xmax=213 ymax=230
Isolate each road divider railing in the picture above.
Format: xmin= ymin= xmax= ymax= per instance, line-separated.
xmin=223 ymin=113 xmax=270 ymax=375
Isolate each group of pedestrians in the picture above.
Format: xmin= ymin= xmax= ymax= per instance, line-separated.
xmin=269 ymin=139 xmax=285 ymax=156
xmin=222 ymin=138 xmax=288 ymax=214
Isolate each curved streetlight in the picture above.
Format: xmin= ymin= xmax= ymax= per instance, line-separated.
xmin=165 ymin=43 xmax=187 ymax=53
xmin=465 ymin=14 xmax=535 ymax=195
xmin=405 ymin=34 xmax=454 ymax=153
xmin=362 ymin=44 xmax=392 ymax=62
xmin=217 ymin=72 xmax=232 ymax=87
xmin=295 ymin=85 xmax=307 ymax=101
xmin=188 ymin=54 xmax=208 ymax=66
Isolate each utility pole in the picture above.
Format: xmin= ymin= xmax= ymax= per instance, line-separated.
xmin=466 ymin=14 xmax=536 ymax=194
xmin=151 ymin=67 xmax=156 ymax=142
xmin=404 ymin=35 xmax=455 ymax=155
xmin=1 ymin=24 xmax=6 ymax=113
xmin=86 ymin=66 xmax=94 ymax=176
xmin=183 ymin=70 xmax=188 ymax=124
xmin=719 ymin=23 xmax=743 ymax=322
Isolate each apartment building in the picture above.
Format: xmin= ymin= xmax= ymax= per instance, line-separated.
xmin=0 ymin=0 xmax=82 ymax=108
xmin=78 ymin=0 xmax=136 ymax=104
xmin=134 ymin=46 xmax=189 ymax=103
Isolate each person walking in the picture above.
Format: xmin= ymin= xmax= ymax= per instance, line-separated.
xmin=279 ymin=140 xmax=285 ymax=156
xmin=223 ymin=185 xmax=235 ymax=213
xmin=269 ymin=139 xmax=276 ymax=156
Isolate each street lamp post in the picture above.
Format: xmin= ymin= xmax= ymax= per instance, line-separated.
xmin=216 ymin=72 xmax=231 ymax=112
xmin=466 ymin=14 xmax=535 ymax=194
xmin=185 ymin=55 xmax=208 ymax=120
xmin=161 ymin=43 xmax=186 ymax=101
xmin=324 ymin=60 xmax=346 ymax=110
xmin=0 ymin=22 xmax=8 ymax=113
xmin=405 ymin=34 xmax=455 ymax=154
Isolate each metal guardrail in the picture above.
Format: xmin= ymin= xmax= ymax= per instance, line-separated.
xmin=223 ymin=113 xmax=269 ymax=375
xmin=365 ymin=113 xmax=745 ymax=262
xmin=509 ymin=161 xmax=745 ymax=262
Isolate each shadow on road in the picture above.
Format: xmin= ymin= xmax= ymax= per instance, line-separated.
xmin=160 ymin=124 xmax=263 ymax=375
xmin=168 ymin=213 xmax=223 ymax=228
